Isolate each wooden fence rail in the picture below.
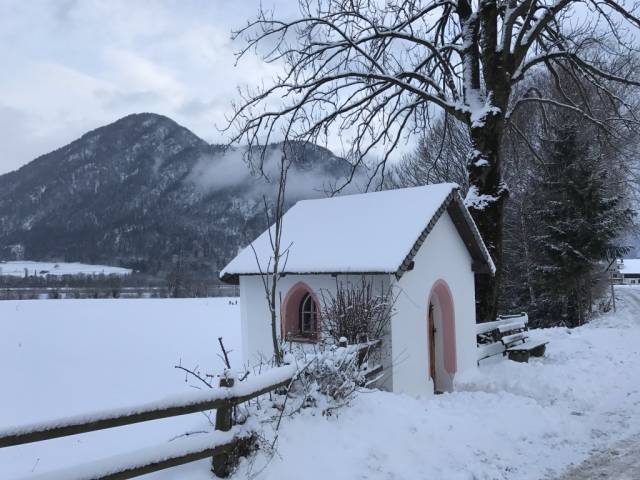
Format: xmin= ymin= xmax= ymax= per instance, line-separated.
xmin=0 ymin=368 xmax=295 ymax=448
xmin=28 ymin=429 xmax=252 ymax=480
xmin=0 ymin=364 xmax=296 ymax=479
xmin=1 ymin=341 xmax=382 ymax=480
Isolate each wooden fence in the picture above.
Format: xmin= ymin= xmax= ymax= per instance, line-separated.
xmin=0 ymin=342 xmax=382 ymax=480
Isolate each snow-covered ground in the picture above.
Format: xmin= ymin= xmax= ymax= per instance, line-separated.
xmin=237 ymin=287 xmax=640 ymax=480
xmin=1 ymin=290 xmax=640 ymax=479
xmin=0 ymin=298 xmax=241 ymax=479
xmin=0 ymin=261 xmax=132 ymax=277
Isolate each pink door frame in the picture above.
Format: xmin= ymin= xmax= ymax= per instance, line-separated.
xmin=427 ymin=279 xmax=457 ymax=377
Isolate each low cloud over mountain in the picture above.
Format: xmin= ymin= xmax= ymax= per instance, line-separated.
xmin=0 ymin=113 xmax=356 ymax=275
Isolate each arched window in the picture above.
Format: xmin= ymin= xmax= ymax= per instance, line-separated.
xmin=298 ymin=293 xmax=318 ymax=333
xmin=281 ymin=282 xmax=320 ymax=341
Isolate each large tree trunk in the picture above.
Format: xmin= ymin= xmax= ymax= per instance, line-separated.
xmin=466 ymin=113 xmax=508 ymax=322
xmin=459 ymin=0 xmax=510 ymax=322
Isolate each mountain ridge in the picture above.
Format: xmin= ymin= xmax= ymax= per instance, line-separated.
xmin=0 ymin=113 xmax=352 ymax=275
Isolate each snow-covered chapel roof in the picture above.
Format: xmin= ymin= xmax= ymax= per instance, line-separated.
xmin=220 ymin=183 xmax=495 ymax=284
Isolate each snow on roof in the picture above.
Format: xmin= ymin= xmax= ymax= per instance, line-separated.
xmin=620 ymin=259 xmax=640 ymax=274
xmin=221 ymin=183 xmax=495 ymax=282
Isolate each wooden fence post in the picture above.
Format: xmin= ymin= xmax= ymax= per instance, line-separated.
xmin=212 ymin=377 xmax=234 ymax=478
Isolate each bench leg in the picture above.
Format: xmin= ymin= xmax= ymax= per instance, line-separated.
xmin=530 ymin=344 xmax=546 ymax=357
xmin=508 ymin=350 xmax=530 ymax=363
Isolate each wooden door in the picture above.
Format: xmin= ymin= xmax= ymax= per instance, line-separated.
xmin=428 ymin=303 xmax=436 ymax=390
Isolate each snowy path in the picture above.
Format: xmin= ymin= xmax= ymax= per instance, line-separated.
xmin=554 ymin=434 xmax=640 ymax=479
xmin=550 ymin=286 xmax=640 ymax=480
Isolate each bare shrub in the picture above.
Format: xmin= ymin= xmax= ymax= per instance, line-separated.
xmin=308 ymin=346 xmax=372 ymax=402
xmin=320 ymin=278 xmax=396 ymax=345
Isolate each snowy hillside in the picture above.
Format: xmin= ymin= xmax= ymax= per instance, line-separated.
xmin=0 ymin=113 xmax=353 ymax=274
xmin=1 ymin=290 xmax=639 ymax=479
xmin=0 ymin=261 xmax=131 ymax=277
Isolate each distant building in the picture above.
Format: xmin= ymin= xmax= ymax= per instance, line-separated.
xmin=611 ymin=259 xmax=640 ymax=285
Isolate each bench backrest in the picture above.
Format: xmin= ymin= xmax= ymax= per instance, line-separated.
xmin=476 ymin=313 xmax=528 ymax=334
xmin=497 ymin=320 xmax=526 ymax=333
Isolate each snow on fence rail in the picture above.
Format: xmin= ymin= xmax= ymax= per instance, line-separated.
xmin=27 ymin=428 xmax=252 ymax=480
xmin=0 ymin=341 xmax=382 ymax=479
xmin=0 ymin=364 xmax=296 ymax=479
xmin=0 ymin=364 xmax=297 ymax=448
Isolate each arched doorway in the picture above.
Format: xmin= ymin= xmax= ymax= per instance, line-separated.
xmin=427 ymin=280 xmax=457 ymax=393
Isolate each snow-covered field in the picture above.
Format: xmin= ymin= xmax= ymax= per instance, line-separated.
xmin=0 ymin=261 xmax=132 ymax=277
xmin=0 ymin=298 xmax=241 ymax=479
xmin=1 ymin=290 xmax=640 ymax=479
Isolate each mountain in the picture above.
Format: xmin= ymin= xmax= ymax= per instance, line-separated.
xmin=0 ymin=113 xmax=352 ymax=275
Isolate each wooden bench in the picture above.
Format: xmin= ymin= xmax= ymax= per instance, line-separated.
xmin=476 ymin=313 xmax=548 ymax=363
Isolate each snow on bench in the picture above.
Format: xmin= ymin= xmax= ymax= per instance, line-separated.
xmin=476 ymin=313 xmax=548 ymax=363
xmin=498 ymin=320 xmax=527 ymax=333
xmin=476 ymin=319 xmax=509 ymax=335
xmin=501 ymin=331 xmax=529 ymax=347
xmin=476 ymin=314 xmax=527 ymax=334
xmin=25 ymin=426 xmax=252 ymax=480
xmin=507 ymin=339 xmax=548 ymax=352
xmin=477 ymin=342 xmax=506 ymax=361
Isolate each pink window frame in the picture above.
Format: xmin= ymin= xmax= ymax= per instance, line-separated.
xmin=281 ymin=281 xmax=321 ymax=342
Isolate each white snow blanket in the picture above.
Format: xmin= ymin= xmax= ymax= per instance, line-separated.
xmin=2 ymin=291 xmax=640 ymax=479
xmin=0 ymin=298 xmax=241 ymax=479
xmin=222 ymin=183 xmax=462 ymax=275
xmin=235 ymin=288 xmax=640 ymax=479
xmin=0 ymin=261 xmax=131 ymax=277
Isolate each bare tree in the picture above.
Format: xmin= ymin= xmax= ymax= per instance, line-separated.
xmin=388 ymin=115 xmax=471 ymax=191
xmin=249 ymin=147 xmax=293 ymax=366
xmin=228 ymin=0 xmax=640 ymax=320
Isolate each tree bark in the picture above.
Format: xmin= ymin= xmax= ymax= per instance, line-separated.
xmin=467 ymin=111 xmax=508 ymax=322
xmin=459 ymin=0 xmax=510 ymax=322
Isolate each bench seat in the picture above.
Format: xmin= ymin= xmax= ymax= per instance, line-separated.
xmin=507 ymin=339 xmax=548 ymax=352
xmin=506 ymin=339 xmax=548 ymax=362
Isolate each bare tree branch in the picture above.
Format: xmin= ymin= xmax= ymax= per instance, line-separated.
xmin=227 ymin=0 xmax=640 ymax=321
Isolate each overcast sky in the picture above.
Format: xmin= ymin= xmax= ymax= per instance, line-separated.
xmin=0 ymin=0 xmax=295 ymax=175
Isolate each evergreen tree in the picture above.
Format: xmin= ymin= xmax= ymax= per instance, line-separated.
xmin=530 ymin=125 xmax=633 ymax=326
